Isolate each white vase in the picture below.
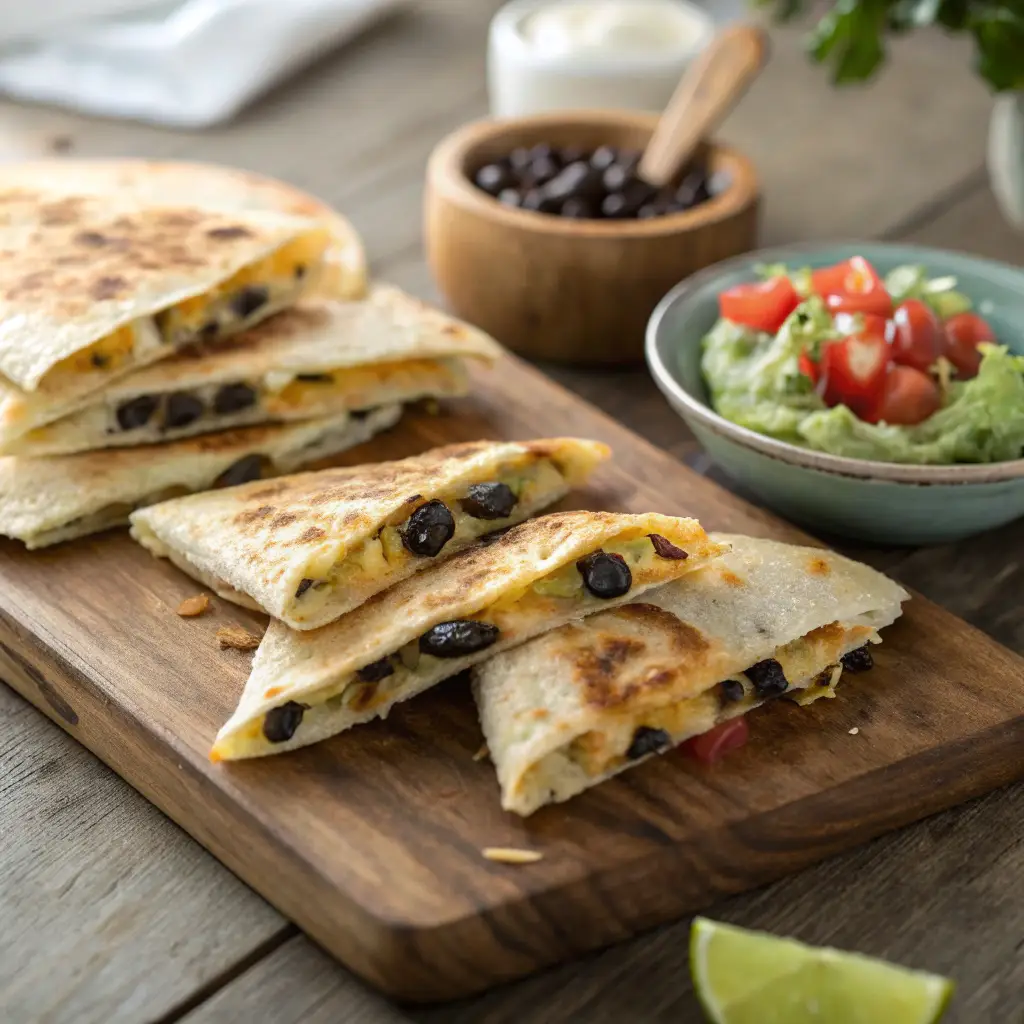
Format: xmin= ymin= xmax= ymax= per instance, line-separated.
xmin=988 ymin=91 xmax=1024 ymax=229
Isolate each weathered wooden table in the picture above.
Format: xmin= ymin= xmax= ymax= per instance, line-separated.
xmin=3 ymin=4 xmax=1022 ymax=1022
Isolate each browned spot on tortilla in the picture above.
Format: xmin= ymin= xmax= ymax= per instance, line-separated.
xmin=531 ymin=709 xmax=550 ymax=720
xmin=5 ymin=271 xmax=47 ymax=299
xmin=157 ymin=210 xmax=203 ymax=229
xmin=236 ymin=504 xmax=275 ymax=525
xmin=804 ymin=621 xmax=845 ymax=647
xmin=270 ymin=512 xmax=297 ymax=529
xmin=808 ymin=556 xmax=831 ymax=576
xmin=297 ymin=526 xmax=326 ymax=543
xmin=207 ymin=225 xmax=253 ymax=240
xmin=719 ymin=568 xmax=745 ymax=587
xmin=263 ymin=685 xmax=285 ymax=698
xmin=39 ymin=197 xmax=86 ymax=225
xmin=75 ymin=230 xmax=109 ymax=247
xmin=91 ymin=275 xmax=128 ymax=300
xmin=349 ymin=682 xmax=379 ymax=712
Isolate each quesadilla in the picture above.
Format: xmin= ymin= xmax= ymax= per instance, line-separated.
xmin=210 ymin=510 xmax=724 ymax=761
xmin=0 ymin=159 xmax=367 ymax=301
xmin=473 ymin=534 xmax=909 ymax=815
xmin=4 ymin=286 xmax=501 ymax=456
xmin=0 ymin=405 xmax=401 ymax=549
xmin=0 ymin=188 xmax=331 ymax=411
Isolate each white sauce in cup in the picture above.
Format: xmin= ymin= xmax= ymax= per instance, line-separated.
xmin=488 ymin=0 xmax=714 ymax=117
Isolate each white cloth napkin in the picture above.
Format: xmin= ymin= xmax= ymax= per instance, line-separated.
xmin=0 ymin=0 xmax=405 ymax=129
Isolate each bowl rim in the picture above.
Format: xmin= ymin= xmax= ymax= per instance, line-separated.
xmin=645 ymin=240 xmax=1024 ymax=484
xmin=425 ymin=109 xmax=759 ymax=239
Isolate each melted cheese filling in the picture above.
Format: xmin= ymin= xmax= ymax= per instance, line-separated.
xmin=46 ymin=231 xmax=328 ymax=386
xmin=257 ymin=531 xmax=691 ymax=741
xmin=290 ymin=457 xmax=569 ymax=613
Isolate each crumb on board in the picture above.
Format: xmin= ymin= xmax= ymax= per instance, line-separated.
xmin=176 ymin=594 xmax=210 ymax=617
xmin=848 ymin=726 xmax=860 ymax=735
xmin=472 ymin=742 xmax=489 ymax=761
xmin=216 ymin=626 xmax=263 ymax=651
xmin=482 ymin=847 xmax=543 ymax=865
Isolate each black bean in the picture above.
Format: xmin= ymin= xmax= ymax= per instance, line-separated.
xmin=198 ymin=320 xmax=219 ymax=340
xmin=230 ymin=285 xmax=270 ymax=319
xmin=626 ymin=726 xmax=671 ymax=759
xmin=648 ymin=533 xmax=688 ymax=560
xmin=215 ymin=454 xmax=268 ymax=488
xmin=561 ymin=198 xmax=595 ymax=218
xmin=349 ymin=407 xmax=374 ymax=421
xmin=527 ymin=143 xmax=557 ymax=164
xmin=590 ymin=145 xmax=618 ymax=171
xmin=163 ymin=391 xmax=205 ymax=429
xmin=744 ymin=658 xmax=789 ymax=699
xmin=526 ymin=155 xmax=560 ymax=186
xmin=719 ymin=678 xmax=745 ymax=704
xmin=708 ymin=170 xmax=732 ymax=195
xmin=521 ymin=189 xmax=559 ymax=213
xmin=544 ymin=161 xmax=604 ymax=202
xmin=295 ymin=373 xmax=333 ymax=383
xmin=295 ymin=578 xmax=314 ymax=598
xmin=357 ymin=656 xmax=395 ymax=683
xmin=677 ymin=170 xmax=711 ymax=209
xmin=600 ymin=193 xmax=632 ymax=219
xmin=91 ymin=352 xmax=109 ymax=369
xmin=601 ymin=164 xmax=633 ymax=193
xmin=214 ymin=382 xmax=258 ymax=415
xmin=116 ymin=395 xmax=158 ymax=431
xmin=576 ymin=551 xmax=632 ymax=599
xmin=475 ymin=163 xmax=513 ymax=195
xmin=497 ymin=188 xmax=522 ymax=207
xmin=558 ymin=145 xmax=585 ymax=165
xmin=841 ymin=645 xmax=874 ymax=673
xmin=509 ymin=147 xmax=532 ymax=171
xmin=460 ymin=482 xmax=517 ymax=520
xmin=263 ymin=701 xmax=305 ymax=743
xmin=419 ymin=620 xmax=500 ymax=658
xmin=401 ymin=499 xmax=456 ymax=557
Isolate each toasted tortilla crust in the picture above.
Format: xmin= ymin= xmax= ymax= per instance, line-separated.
xmin=0 ymin=158 xmax=366 ymax=300
xmin=0 ymin=405 xmax=402 ymax=548
xmin=0 ymin=187 xmax=323 ymax=391
xmin=3 ymin=285 xmax=501 ymax=456
xmin=131 ymin=438 xmax=612 ymax=630
xmin=474 ymin=533 xmax=910 ymax=815
xmin=211 ymin=510 xmax=723 ymax=760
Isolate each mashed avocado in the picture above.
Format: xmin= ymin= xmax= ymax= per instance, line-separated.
xmin=700 ymin=265 xmax=1024 ymax=465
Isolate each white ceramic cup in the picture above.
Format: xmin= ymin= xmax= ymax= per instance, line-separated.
xmin=487 ymin=0 xmax=715 ymax=118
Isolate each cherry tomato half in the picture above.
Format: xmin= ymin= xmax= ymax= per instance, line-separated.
xmin=833 ymin=312 xmax=890 ymax=342
xmin=719 ymin=276 xmax=800 ymax=335
xmin=873 ymin=365 xmax=942 ymax=426
xmin=825 ymin=285 xmax=893 ymax=319
xmin=798 ymin=350 xmax=819 ymax=384
xmin=818 ymin=332 xmax=890 ymax=420
xmin=943 ymin=312 xmax=994 ymax=380
xmin=890 ymin=299 xmax=943 ymax=373
xmin=681 ymin=717 xmax=750 ymax=764
xmin=813 ymin=256 xmax=892 ymax=318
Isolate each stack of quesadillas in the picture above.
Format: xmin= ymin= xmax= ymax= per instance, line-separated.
xmin=0 ymin=162 xmax=501 ymax=548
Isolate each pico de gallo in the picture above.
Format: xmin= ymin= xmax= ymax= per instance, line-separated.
xmin=701 ymin=256 xmax=1024 ymax=464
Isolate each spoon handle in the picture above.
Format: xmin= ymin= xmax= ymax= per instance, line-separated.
xmin=638 ymin=23 xmax=767 ymax=189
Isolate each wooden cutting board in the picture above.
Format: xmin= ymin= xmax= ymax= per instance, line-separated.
xmin=2 ymin=353 xmax=1022 ymax=1003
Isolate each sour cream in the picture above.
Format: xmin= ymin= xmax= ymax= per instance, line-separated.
xmin=488 ymin=0 xmax=714 ymax=117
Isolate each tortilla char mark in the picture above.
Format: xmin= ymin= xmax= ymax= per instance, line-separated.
xmin=565 ymin=603 xmax=715 ymax=710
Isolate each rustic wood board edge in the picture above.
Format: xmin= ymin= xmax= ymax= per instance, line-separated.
xmin=2 ymin=352 xmax=1024 ymax=1003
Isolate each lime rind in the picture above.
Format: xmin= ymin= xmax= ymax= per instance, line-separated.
xmin=690 ymin=917 xmax=955 ymax=1024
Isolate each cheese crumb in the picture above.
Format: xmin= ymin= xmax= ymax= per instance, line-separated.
xmin=177 ymin=594 xmax=210 ymax=617
xmin=482 ymin=847 xmax=543 ymax=864
xmin=216 ymin=626 xmax=263 ymax=651
xmin=472 ymin=743 xmax=490 ymax=762
xmin=848 ymin=726 xmax=860 ymax=735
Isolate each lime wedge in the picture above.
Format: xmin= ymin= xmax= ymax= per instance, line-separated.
xmin=690 ymin=917 xmax=954 ymax=1024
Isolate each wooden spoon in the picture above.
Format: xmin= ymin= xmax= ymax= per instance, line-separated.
xmin=638 ymin=23 xmax=768 ymax=190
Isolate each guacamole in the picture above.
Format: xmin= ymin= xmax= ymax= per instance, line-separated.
xmin=700 ymin=263 xmax=1024 ymax=465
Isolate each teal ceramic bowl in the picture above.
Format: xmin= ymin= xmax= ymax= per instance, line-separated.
xmin=645 ymin=241 xmax=1024 ymax=545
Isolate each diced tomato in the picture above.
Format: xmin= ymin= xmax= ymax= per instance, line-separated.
xmin=682 ymin=717 xmax=750 ymax=764
xmin=813 ymin=257 xmax=893 ymax=319
xmin=798 ymin=350 xmax=819 ymax=384
xmin=873 ymin=365 xmax=942 ymax=426
xmin=943 ymin=312 xmax=994 ymax=380
xmin=890 ymin=299 xmax=943 ymax=373
xmin=719 ymin=277 xmax=800 ymax=334
xmin=833 ymin=312 xmax=890 ymax=342
xmin=818 ymin=332 xmax=890 ymax=420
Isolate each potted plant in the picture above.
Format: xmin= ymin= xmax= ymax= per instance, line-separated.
xmin=757 ymin=0 xmax=1024 ymax=228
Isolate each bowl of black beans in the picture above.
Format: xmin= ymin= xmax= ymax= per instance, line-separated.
xmin=425 ymin=109 xmax=759 ymax=365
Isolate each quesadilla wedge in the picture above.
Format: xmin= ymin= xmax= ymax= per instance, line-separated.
xmin=0 ymin=187 xmax=331 ymax=408
xmin=0 ymin=405 xmax=401 ymax=549
xmin=0 ymin=159 xmax=367 ymax=301
xmin=131 ymin=438 xmax=611 ymax=630
xmin=211 ymin=510 xmax=724 ymax=760
xmin=473 ymin=533 xmax=909 ymax=815
xmin=5 ymin=286 xmax=501 ymax=456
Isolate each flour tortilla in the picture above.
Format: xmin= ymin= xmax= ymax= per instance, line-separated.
xmin=0 ymin=159 xmax=366 ymax=300
xmin=211 ymin=510 xmax=724 ymax=761
xmin=0 ymin=405 xmax=401 ymax=549
xmin=3 ymin=285 xmax=502 ymax=456
xmin=131 ymin=438 xmax=612 ymax=630
xmin=474 ymin=533 xmax=910 ymax=815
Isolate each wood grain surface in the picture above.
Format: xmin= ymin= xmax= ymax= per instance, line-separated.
xmin=3 ymin=1 xmax=1023 ymax=1020
xmin=3 ymin=352 xmax=1022 ymax=1003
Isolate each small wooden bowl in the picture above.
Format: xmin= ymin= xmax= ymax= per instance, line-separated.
xmin=424 ymin=110 xmax=760 ymax=366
